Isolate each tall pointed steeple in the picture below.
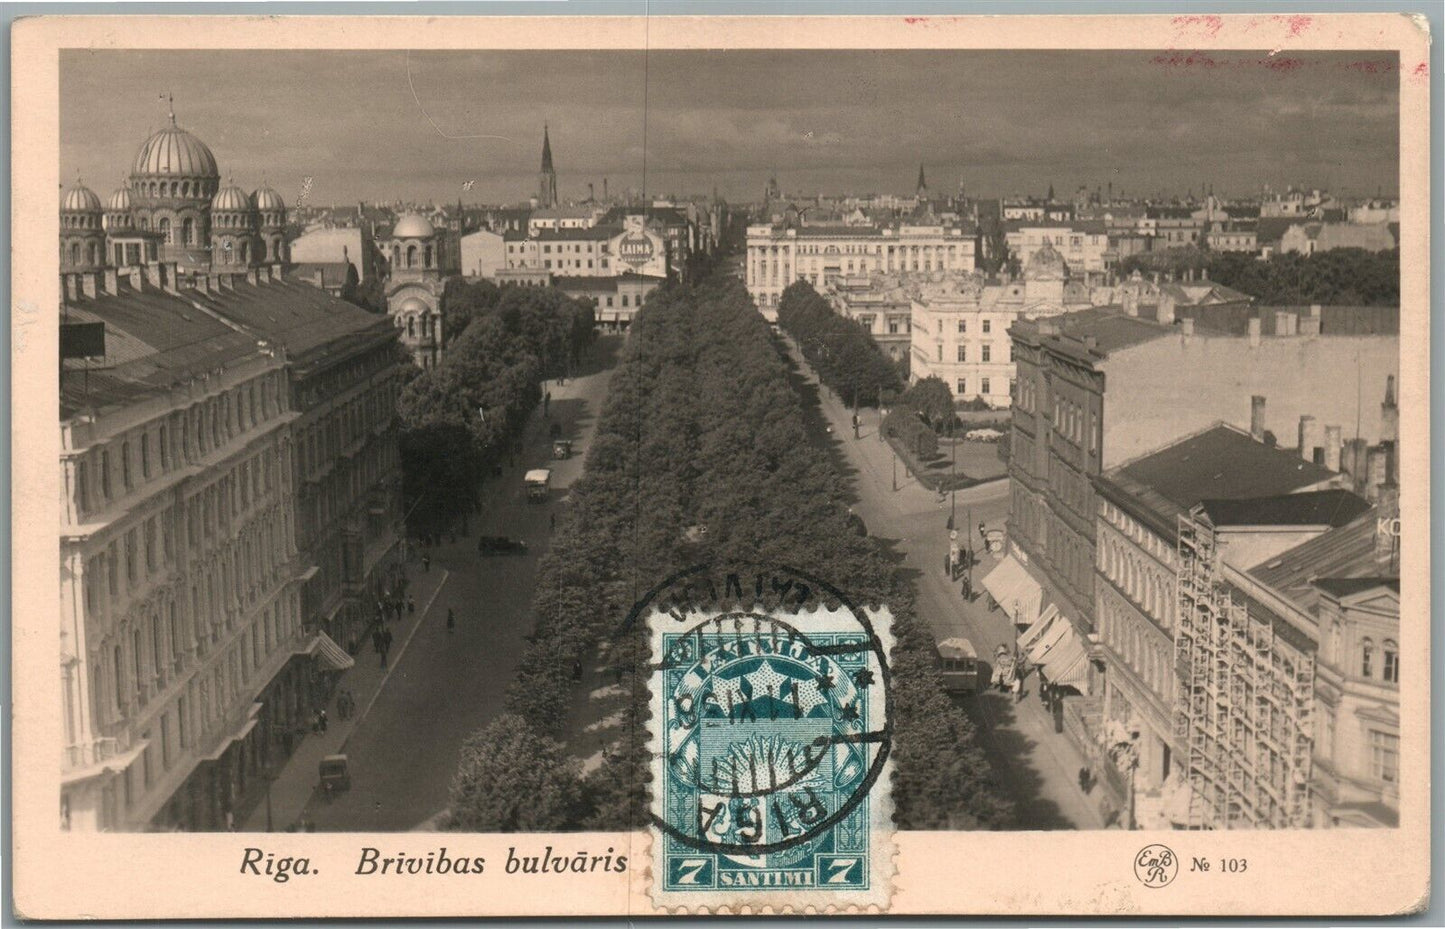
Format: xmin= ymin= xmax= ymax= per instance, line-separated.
xmin=916 ymin=163 xmax=927 ymax=196
xmin=538 ymin=123 xmax=558 ymax=208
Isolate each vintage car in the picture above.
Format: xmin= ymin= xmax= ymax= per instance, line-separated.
xmin=937 ymin=637 xmax=980 ymax=695
xmin=477 ymin=535 xmax=529 ymax=556
xmin=319 ymin=754 xmax=351 ymax=795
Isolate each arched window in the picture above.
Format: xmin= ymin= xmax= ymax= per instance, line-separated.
xmin=391 ymin=245 xmax=400 ymax=268
xmin=240 ymin=240 xmax=250 ymax=264
xmin=69 ymin=242 xmax=81 ymax=266
xmin=182 ymin=218 xmax=195 ymax=246
xmin=406 ymin=244 xmax=418 ymax=268
xmin=273 ymin=237 xmax=283 ymax=261
xmin=87 ymin=242 xmax=99 ymax=266
xmin=1383 ymin=640 xmax=1398 ymax=683
xmin=425 ymin=245 xmax=434 ymax=268
xmin=406 ymin=317 xmax=415 ymax=338
xmin=1361 ymin=638 xmax=1375 ymax=678
xmin=159 ymin=217 xmax=172 ymax=244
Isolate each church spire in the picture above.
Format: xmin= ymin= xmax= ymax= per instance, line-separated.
xmin=916 ymin=163 xmax=927 ymax=196
xmin=538 ymin=124 xmax=558 ymax=208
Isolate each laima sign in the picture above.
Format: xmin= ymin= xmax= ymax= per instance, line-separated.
xmin=618 ymin=232 xmax=656 ymax=269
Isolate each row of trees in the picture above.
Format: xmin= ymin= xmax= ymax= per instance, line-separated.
xmin=775 ymin=281 xmax=904 ymax=406
xmin=446 ymin=273 xmax=1011 ymax=831
xmin=1119 ymin=247 xmax=1400 ymax=306
xmin=396 ymin=285 xmax=596 ymax=537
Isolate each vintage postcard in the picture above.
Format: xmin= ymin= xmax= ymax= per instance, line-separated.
xmin=9 ymin=11 xmax=1432 ymax=919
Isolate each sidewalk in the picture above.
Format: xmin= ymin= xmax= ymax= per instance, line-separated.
xmin=238 ymin=564 xmax=452 ymax=832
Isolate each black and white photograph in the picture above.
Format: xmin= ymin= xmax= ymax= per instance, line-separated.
xmin=13 ymin=11 xmax=1433 ymax=920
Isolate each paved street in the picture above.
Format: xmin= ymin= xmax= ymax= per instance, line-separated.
xmin=283 ymin=339 xmax=621 ymax=831
xmin=778 ymin=336 xmax=1104 ymax=829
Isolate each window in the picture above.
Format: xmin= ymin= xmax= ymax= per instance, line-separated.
xmin=982 ymin=344 xmax=992 ymax=363
xmin=124 ymin=531 xmax=137 ymax=584
xmin=1361 ymin=638 xmax=1375 ymax=678
xmin=1383 ymin=640 xmax=1399 ymax=683
xmin=158 ymin=426 xmax=169 ymax=470
xmin=1369 ymin=731 xmax=1398 ymax=783
xmin=982 ymin=319 xmax=992 ymax=334
xmin=956 ymin=345 xmax=967 ymax=363
xmin=144 ymin=520 xmax=157 ymax=571
xmin=981 ymin=377 xmax=992 ymax=395
xmin=957 ymin=319 xmax=967 ymax=333
xmin=75 ymin=460 xmax=89 ymax=514
xmin=956 ymin=379 xmax=967 ymax=396
xmin=106 ymin=544 xmax=118 ymax=596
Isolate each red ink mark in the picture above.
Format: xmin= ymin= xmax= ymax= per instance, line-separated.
xmin=1261 ymin=56 xmax=1304 ymax=72
xmin=1345 ymin=59 xmax=1397 ymax=74
xmin=1171 ymin=14 xmax=1223 ymax=38
xmin=1150 ymin=52 xmax=1221 ymax=69
xmin=903 ymin=16 xmax=928 ymax=24
xmin=1273 ymin=14 xmax=1313 ymax=37
xmin=1413 ymin=61 xmax=1429 ymax=79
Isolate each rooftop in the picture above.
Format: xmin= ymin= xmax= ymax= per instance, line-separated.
xmin=1114 ymin=423 xmax=1337 ymax=512
xmin=1250 ymin=512 xmax=1394 ymax=615
xmin=1200 ymin=489 xmax=1372 ymax=528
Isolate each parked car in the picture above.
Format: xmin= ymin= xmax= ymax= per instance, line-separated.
xmin=965 ymin=427 xmax=1005 ymax=442
xmin=477 ymin=535 xmax=529 ymax=556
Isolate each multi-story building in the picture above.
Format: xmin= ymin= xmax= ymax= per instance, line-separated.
xmin=745 ymin=220 xmax=976 ymax=319
xmin=908 ymin=242 xmax=1090 ymax=407
xmin=999 ymin=302 xmax=1399 ymax=658
xmin=1004 ymin=222 xmax=1111 ymax=276
xmin=60 ymin=265 xmax=306 ymax=832
xmin=1086 ymin=425 xmax=1371 ymax=828
xmin=820 ymin=274 xmax=913 ymax=363
xmin=555 ymin=273 xmax=665 ymax=333
xmin=58 ymin=117 xmax=404 ymax=833
xmin=1280 ymin=222 xmax=1398 ymax=255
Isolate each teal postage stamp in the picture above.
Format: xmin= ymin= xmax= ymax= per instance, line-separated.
xmin=645 ymin=566 xmax=894 ymax=912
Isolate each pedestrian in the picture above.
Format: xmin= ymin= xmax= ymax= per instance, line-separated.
xmin=1011 ymin=674 xmax=1024 ymax=703
xmin=572 ymin=659 xmax=583 ymax=682
xmin=422 ymin=554 xmax=431 ymax=573
xmin=407 ymin=595 xmax=415 ymax=615
xmin=446 ymin=608 xmax=456 ymax=633
xmin=550 ymin=513 xmax=556 ymax=531
xmin=383 ymin=627 xmax=394 ymax=653
xmin=318 ymin=708 xmax=329 ymax=733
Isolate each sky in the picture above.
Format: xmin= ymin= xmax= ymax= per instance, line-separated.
xmin=61 ymin=49 xmax=1401 ymax=207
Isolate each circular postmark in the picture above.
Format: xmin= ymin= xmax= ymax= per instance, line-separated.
xmin=626 ymin=562 xmax=892 ymax=858
xmin=1134 ymin=844 xmax=1179 ymax=888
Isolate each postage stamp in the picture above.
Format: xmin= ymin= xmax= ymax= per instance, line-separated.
xmin=644 ymin=566 xmax=895 ymax=912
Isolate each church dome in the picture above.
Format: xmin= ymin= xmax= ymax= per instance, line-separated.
xmin=132 ymin=124 xmax=220 ymax=178
xmin=391 ymin=214 xmax=435 ymax=239
xmin=212 ymin=184 xmax=254 ymax=212
xmin=253 ymin=186 xmax=286 ymax=211
xmin=62 ymin=183 xmax=102 ymax=212
xmin=1023 ymin=240 xmax=1070 ymax=282
xmin=106 ymin=186 xmax=133 ymax=211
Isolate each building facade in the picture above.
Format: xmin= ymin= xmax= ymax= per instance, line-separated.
xmin=745 ymin=221 xmax=976 ymax=318
xmin=384 ymin=214 xmax=447 ymax=369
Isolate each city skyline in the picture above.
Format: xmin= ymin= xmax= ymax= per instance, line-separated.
xmin=61 ymin=48 xmax=1401 ymax=207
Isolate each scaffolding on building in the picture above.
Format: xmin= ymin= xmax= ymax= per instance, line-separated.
xmin=1173 ymin=506 xmax=1315 ymax=829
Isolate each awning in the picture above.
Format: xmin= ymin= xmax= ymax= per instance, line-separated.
xmin=980 ymin=555 xmax=1043 ymax=626
xmin=1036 ymin=622 xmax=1090 ymax=691
xmin=1024 ymin=612 xmax=1070 ymax=665
xmin=199 ymin=704 xmax=263 ymax=762
xmin=1018 ymin=603 xmax=1062 ymax=654
xmin=311 ymin=631 xmax=355 ymax=671
xmin=61 ymin=740 xmax=149 ymax=786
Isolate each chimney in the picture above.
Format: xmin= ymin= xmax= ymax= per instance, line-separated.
xmin=1157 ymin=296 xmax=1175 ymax=326
xmin=1274 ymin=310 xmax=1297 ymax=336
xmin=194 ymin=275 xmax=210 ymax=296
xmin=221 ymin=273 xmax=236 ymax=290
xmin=1342 ymin=437 xmax=1369 ymax=488
xmin=1324 ymin=425 xmax=1342 ymax=471
xmin=1248 ymin=316 xmax=1261 ymax=348
xmin=1250 ymin=395 xmax=1267 ymax=441
xmin=1364 ymin=446 xmax=1388 ymax=503
xmin=1309 ymin=303 xmax=1322 ymax=319
xmin=145 ymin=263 xmax=163 ymax=289
xmin=1299 ymin=315 xmax=1321 ymax=337
xmin=63 ymin=274 xmax=78 ymax=302
xmin=127 ymin=267 xmax=145 ymax=291
xmin=1298 ymin=415 xmax=1322 ymax=464
xmin=245 ymin=268 xmax=259 ymax=286
xmin=78 ymin=272 xmax=97 ymax=299
xmin=1181 ymin=317 xmax=1194 ymax=337
xmin=103 ymin=268 xmax=120 ymax=296
xmin=1380 ymin=375 xmax=1398 ymax=443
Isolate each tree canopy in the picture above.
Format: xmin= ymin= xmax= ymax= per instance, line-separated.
xmin=446 ymin=714 xmax=584 ymax=831
xmin=484 ymin=270 xmax=1010 ymax=831
xmin=1119 ymin=247 xmax=1400 ymax=306
xmin=775 ymin=281 xmax=903 ymax=406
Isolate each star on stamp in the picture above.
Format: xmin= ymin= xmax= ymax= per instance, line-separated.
xmin=644 ymin=565 xmax=894 ymax=912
